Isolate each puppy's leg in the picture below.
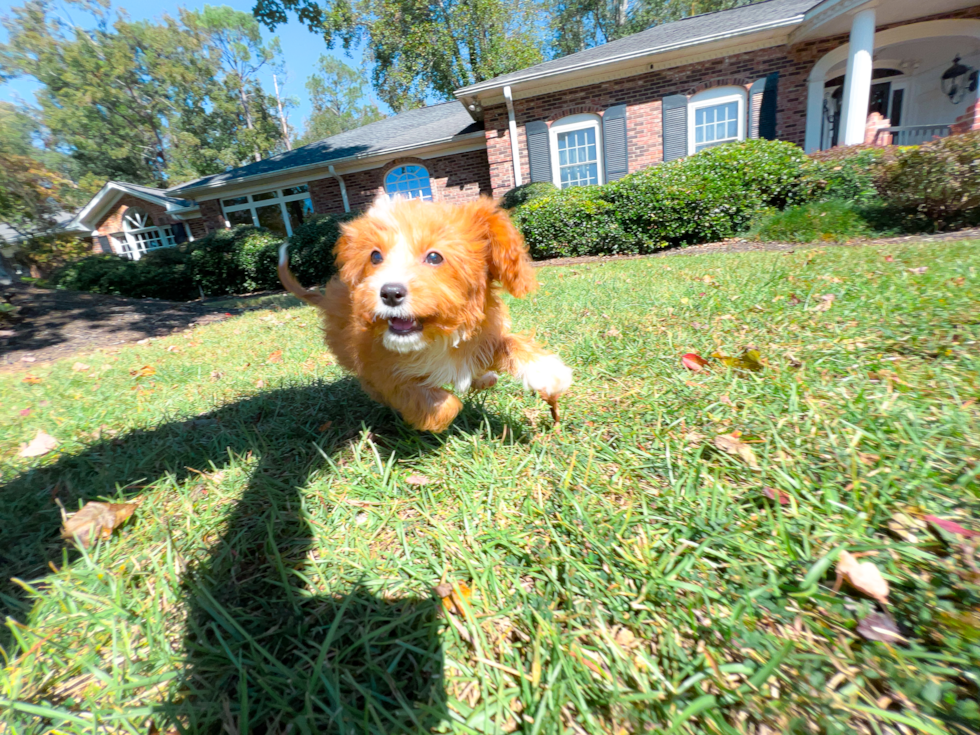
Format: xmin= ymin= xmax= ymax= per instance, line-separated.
xmin=492 ymin=333 xmax=572 ymax=401
xmin=470 ymin=372 xmax=499 ymax=392
xmin=372 ymin=380 xmax=463 ymax=433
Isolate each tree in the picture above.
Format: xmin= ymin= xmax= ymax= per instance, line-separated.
xmin=297 ymin=56 xmax=385 ymax=145
xmin=252 ymin=0 xmax=547 ymax=111
xmin=550 ymin=0 xmax=757 ymax=56
xmin=181 ymin=5 xmax=288 ymax=161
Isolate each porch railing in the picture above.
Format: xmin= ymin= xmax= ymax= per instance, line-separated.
xmin=874 ymin=124 xmax=951 ymax=147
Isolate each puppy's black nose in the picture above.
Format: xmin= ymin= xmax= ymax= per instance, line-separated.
xmin=380 ymin=283 xmax=407 ymax=307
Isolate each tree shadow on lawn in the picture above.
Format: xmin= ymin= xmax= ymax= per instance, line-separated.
xmin=1 ymin=378 xmax=526 ymax=732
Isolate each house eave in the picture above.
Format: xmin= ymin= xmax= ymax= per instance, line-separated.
xmin=454 ymin=15 xmax=806 ymax=100
xmin=71 ymin=182 xmax=195 ymax=231
xmin=171 ymin=130 xmax=488 ymax=197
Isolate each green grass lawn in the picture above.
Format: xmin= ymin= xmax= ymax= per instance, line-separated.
xmin=2 ymin=240 xmax=979 ymax=734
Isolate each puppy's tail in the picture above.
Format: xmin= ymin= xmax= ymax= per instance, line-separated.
xmin=278 ymin=243 xmax=325 ymax=307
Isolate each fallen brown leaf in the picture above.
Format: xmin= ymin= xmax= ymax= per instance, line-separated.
xmin=61 ymin=501 xmax=138 ymax=548
xmin=166 ymin=345 xmax=181 ymax=353
xmin=256 ymin=379 xmax=267 ymax=388
xmin=762 ymin=486 xmax=791 ymax=505
xmin=950 ymin=276 xmax=966 ymax=286
xmin=23 ymin=376 xmax=43 ymax=384
xmin=130 ymin=365 xmax=156 ymax=378
xmin=19 ymin=430 xmax=58 ymax=458
xmin=907 ymin=266 xmax=928 ymax=275
xmin=267 ymin=349 xmax=283 ymax=363
xmin=711 ymin=349 xmax=763 ymax=372
xmin=856 ymin=611 xmax=904 ymax=643
xmin=318 ymin=421 xmax=333 ymax=433
xmin=436 ymin=580 xmax=473 ymax=618
xmin=604 ymin=327 xmax=621 ymax=338
xmin=835 ymin=550 xmax=889 ymax=605
xmin=72 ymin=362 xmax=90 ymax=372
xmin=811 ymin=294 xmax=836 ymax=312
xmin=406 ymin=473 xmax=431 ymax=486
xmin=713 ymin=432 xmax=759 ymax=469
xmin=682 ymin=353 xmax=709 ymax=372
xmin=885 ymin=255 xmax=894 ymax=262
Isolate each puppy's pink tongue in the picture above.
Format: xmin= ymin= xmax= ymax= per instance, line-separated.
xmin=390 ymin=317 xmax=416 ymax=331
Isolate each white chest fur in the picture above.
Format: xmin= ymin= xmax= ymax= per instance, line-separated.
xmin=393 ymin=332 xmax=494 ymax=393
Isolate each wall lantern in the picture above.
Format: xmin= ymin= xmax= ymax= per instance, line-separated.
xmin=941 ymin=55 xmax=979 ymax=104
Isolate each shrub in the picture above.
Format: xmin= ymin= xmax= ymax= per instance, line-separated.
xmin=501 ymin=182 xmax=559 ymax=210
xmin=510 ymin=187 xmax=623 ymax=259
xmin=13 ymin=235 xmax=92 ymax=279
xmin=182 ymin=226 xmax=283 ymax=296
xmin=283 ymin=213 xmax=357 ymax=288
xmin=747 ymin=200 xmax=872 ymax=243
xmin=877 ymin=130 xmax=980 ymax=227
xmin=52 ymin=253 xmax=198 ymax=300
xmin=807 ymin=145 xmax=890 ymax=204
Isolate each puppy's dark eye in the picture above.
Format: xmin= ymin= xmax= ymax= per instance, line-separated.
xmin=370 ymin=250 xmax=383 ymax=265
xmin=425 ymin=251 xmax=444 ymax=265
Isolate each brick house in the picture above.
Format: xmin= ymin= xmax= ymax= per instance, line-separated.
xmin=67 ymin=0 xmax=980 ymax=259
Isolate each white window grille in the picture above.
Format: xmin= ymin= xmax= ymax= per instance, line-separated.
xmin=549 ymin=114 xmax=603 ymax=189
xmin=220 ymin=185 xmax=314 ymax=237
xmin=688 ymin=87 xmax=747 ymax=155
xmin=384 ymin=165 xmax=433 ymax=200
xmin=117 ymin=207 xmax=176 ymax=260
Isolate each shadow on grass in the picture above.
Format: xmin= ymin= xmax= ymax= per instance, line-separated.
xmin=1 ymin=378 xmax=525 ymax=732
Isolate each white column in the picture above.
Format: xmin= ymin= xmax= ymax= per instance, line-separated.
xmin=838 ymin=7 xmax=876 ymax=146
xmin=503 ymin=86 xmax=523 ymax=187
xmin=804 ymin=77 xmax=826 ymax=152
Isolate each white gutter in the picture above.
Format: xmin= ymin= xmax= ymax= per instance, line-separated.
xmin=455 ymin=15 xmax=805 ymax=97
xmin=173 ymin=130 xmax=487 ymax=196
xmin=503 ymin=86 xmax=523 ymax=188
xmin=328 ymin=165 xmax=351 ymax=213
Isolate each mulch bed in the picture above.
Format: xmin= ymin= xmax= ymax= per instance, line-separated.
xmin=4 ymin=228 xmax=978 ymax=371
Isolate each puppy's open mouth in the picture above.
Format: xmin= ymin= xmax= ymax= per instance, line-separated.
xmin=387 ymin=317 xmax=422 ymax=335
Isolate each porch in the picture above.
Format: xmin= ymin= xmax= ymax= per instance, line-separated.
xmin=804 ymin=14 xmax=980 ymax=152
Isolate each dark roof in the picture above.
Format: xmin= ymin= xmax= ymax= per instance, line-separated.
xmin=456 ymin=0 xmax=819 ymax=95
xmin=170 ymin=101 xmax=483 ymax=194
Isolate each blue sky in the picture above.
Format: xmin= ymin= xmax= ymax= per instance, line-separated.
xmin=0 ymin=0 xmax=382 ymax=135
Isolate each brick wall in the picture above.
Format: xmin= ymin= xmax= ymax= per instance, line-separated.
xmin=483 ymin=5 xmax=980 ymax=198
xmin=197 ymin=199 xmax=225 ymax=234
xmin=307 ymin=148 xmax=493 ymax=213
xmin=94 ymin=195 xmax=174 ymax=236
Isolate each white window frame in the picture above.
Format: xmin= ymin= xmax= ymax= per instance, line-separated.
xmin=384 ymin=165 xmax=434 ymax=200
xmin=116 ymin=208 xmax=176 ymax=261
xmin=220 ymin=185 xmax=314 ymax=237
xmin=688 ymin=87 xmax=747 ymax=155
xmin=549 ymin=113 xmax=603 ymax=189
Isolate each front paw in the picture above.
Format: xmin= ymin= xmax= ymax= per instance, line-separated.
xmin=412 ymin=392 xmax=463 ymax=433
xmin=471 ymin=372 xmax=499 ymax=392
xmin=521 ymin=355 xmax=572 ymax=400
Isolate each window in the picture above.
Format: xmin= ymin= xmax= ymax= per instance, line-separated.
xmin=116 ymin=207 xmax=176 ymax=260
xmin=385 ymin=165 xmax=433 ymax=200
xmin=688 ymin=87 xmax=747 ymax=155
xmin=220 ymin=185 xmax=313 ymax=237
xmin=549 ymin=114 xmax=603 ymax=189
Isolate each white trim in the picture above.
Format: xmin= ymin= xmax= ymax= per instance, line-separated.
xmin=549 ymin=113 xmax=603 ymax=188
xmin=687 ymin=87 xmax=747 ymax=155
xmin=70 ymin=182 xmax=192 ymax=232
xmin=503 ymin=86 xmax=523 ymax=187
xmin=328 ymin=164 xmax=351 ymax=213
xmin=221 ymin=185 xmax=313 ymax=237
xmin=454 ymin=15 xmax=806 ymax=97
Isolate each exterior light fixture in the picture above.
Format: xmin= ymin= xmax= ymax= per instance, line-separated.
xmin=941 ymin=55 xmax=979 ymax=104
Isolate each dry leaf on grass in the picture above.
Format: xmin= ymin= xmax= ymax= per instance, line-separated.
xmin=166 ymin=345 xmax=181 ymax=353
xmin=19 ymin=430 xmax=58 ymax=458
xmin=711 ymin=349 xmax=763 ymax=372
xmin=885 ymin=255 xmax=894 ymax=262
xmin=835 ymin=550 xmax=889 ymax=605
xmin=762 ymin=486 xmax=791 ymax=505
xmin=23 ymin=376 xmax=43 ymax=384
xmin=856 ymin=611 xmax=904 ymax=644
xmin=435 ymin=580 xmax=473 ymax=618
xmin=18 ymin=408 xmax=30 ymax=417
xmin=61 ymin=501 xmax=138 ymax=548
xmin=604 ymin=327 xmax=621 ymax=338
xmin=256 ymin=379 xmax=267 ymax=388
xmin=924 ymin=515 xmax=979 ymax=539
xmin=72 ymin=362 xmax=90 ymax=372
xmin=267 ymin=349 xmax=283 ymax=363
xmin=811 ymin=294 xmax=836 ymax=312
xmin=317 ymin=421 xmax=333 ymax=433
xmin=406 ymin=473 xmax=431 ymax=486
xmin=907 ymin=266 xmax=928 ymax=275
xmin=130 ymin=365 xmax=156 ymax=378
xmin=950 ymin=276 xmax=966 ymax=286
xmin=713 ymin=432 xmax=759 ymax=469
xmin=681 ymin=353 xmax=709 ymax=372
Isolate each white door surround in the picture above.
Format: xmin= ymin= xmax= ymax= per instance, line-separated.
xmin=805 ymin=18 xmax=980 ymax=152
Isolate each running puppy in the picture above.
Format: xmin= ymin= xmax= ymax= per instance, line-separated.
xmin=278 ymin=195 xmax=572 ymax=432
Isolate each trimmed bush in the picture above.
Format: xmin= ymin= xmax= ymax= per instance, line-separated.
xmin=748 ymin=200 xmax=872 ymax=243
xmin=808 ymin=145 xmax=890 ymax=204
xmin=283 ymin=212 xmax=358 ymax=288
xmin=877 ymin=130 xmax=980 ymax=227
xmin=501 ymin=182 xmax=559 ymax=210
xmin=182 ymin=226 xmax=283 ymax=296
xmin=511 ymin=187 xmax=623 ymax=259
xmin=52 ymin=252 xmax=198 ymax=301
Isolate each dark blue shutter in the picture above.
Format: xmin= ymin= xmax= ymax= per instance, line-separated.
xmin=749 ymin=77 xmax=766 ymax=139
xmin=94 ymin=235 xmax=111 ymax=254
xmin=602 ymin=104 xmax=629 ymax=182
xmin=172 ymin=222 xmax=188 ymax=244
xmin=662 ymin=95 xmax=688 ymax=162
xmin=525 ymin=121 xmax=552 ymax=183
xmin=759 ymin=72 xmax=779 ymax=140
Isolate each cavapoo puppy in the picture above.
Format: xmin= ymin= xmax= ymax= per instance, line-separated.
xmin=277 ymin=194 xmax=572 ymax=432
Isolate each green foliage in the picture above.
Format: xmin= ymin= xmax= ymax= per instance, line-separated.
xmin=53 ymin=227 xmax=284 ymax=300
xmin=515 ymin=139 xmax=814 ymax=257
xmin=13 ymin=235 xmax=92 ymax=278
xmin=877 ymin=130 xmax=980 ymax=227
xmin=284 ymin=212 xmax=357 ymax=287
xmin=252 ymin=0 xmax=546 ymax=111
xmin=808 ymin=145 xmax=889 ymax=205
xmin=297 ymin=56 xmax=386 ymax=146
xmin=500 ymin=181 xmax=558 ymax=210
xmin=748 ymin=200 xmax=873 ymax=243
xmin=510 ymin=187 xmax=622 ymax=259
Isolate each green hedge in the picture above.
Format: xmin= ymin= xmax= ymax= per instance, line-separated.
xmin=808 ymin=145 xmax=890 ymax=205
xmin=501 ymin=182 xmax=559 ymax=210
xmin=282 ymin=212 xmax=359 ymax=288
xmin=514 ymin=139 xmax=815 ymax=258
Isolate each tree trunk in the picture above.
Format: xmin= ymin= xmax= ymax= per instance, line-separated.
xmin=237 ymin=80 xmax=261 ymax=163
xmin=273 ymin=74 xmax=292 ymax=151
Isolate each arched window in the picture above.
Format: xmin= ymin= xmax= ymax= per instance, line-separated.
xmin=549 ymin=114 xmax=602 ymax=188
xmin=688 ymin=86 xmax=747 ymax=155
xmin=115 ymin=207 xmax=175 ymax=260
xmin=385 ymin=165 xmax=433 ymax=200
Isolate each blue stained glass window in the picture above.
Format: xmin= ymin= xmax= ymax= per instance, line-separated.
xmin=384 ymin=165 xmax=433 ymax=200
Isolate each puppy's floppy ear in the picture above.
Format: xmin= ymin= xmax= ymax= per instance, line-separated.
xmin=470 ymin=197 xmax=537 ymax=298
